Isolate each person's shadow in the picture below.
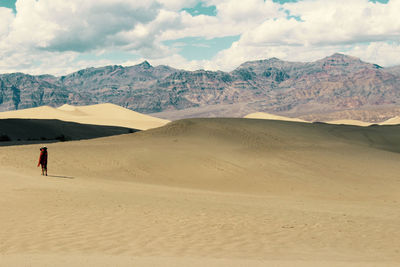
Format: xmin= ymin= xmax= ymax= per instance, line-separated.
xmin=47 ymin=175 xmax=74 ymax=179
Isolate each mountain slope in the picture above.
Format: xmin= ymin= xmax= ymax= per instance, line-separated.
xmin=1 ymin=54 xmax=400 ymax=122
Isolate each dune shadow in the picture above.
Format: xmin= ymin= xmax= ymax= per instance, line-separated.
xmin=48 ymin=175 xmax=75 ymax=179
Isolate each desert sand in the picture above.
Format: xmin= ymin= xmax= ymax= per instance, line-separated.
xmin=244 ymin=112 xmax=378 ymax=127
xmin=0 ymin=103 xmax=169 ymax=130
xmin=1 ymin=118 xmax=400 ymax=266
xmin=381 ymin=116 xmax=400 ymax=125
xmin=323 ymin=119 xmax=373 ymax=127
xmin=244 ymin=112 xmax=309 ymax=123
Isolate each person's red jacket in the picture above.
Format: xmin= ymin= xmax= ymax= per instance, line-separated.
xmin=38 ymin=150 xmax=48 ymax=167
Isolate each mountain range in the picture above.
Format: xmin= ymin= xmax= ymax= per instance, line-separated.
xmin=1 ymin=53 xmax=399 ymax=122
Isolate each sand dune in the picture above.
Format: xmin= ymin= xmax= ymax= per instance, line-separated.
xmin=244 ymin=112 xmax=309 ymax=123
xmin=245 ymin=112 xmax=377 ymax=126
xmin=1 ymin=118 xmax=400 ymax=266
xmin=0 ymin=103 xmax=169 ymax=130
xmin=381 ymin=116 xmax=400 ymax=125
xmin=324 ymin=119 xmax=373 ymax=126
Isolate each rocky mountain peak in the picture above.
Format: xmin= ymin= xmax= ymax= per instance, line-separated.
xmin=322 ymin=52 xmax=361 ymax=62
xmin=137 ymin=60 xmax=152 ymax=69
xmin=235 ymin=57 xmax=285 ymax=70
xmin=1 ymin=54 xmax=400 ymax=122
xmin=267 ymin=57 xmax=282 ymax=62
xmin=318 ymin=53 xmax=373 ymax=68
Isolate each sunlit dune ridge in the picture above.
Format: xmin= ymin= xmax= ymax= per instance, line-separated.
xmin=381 ymin=116 xmax=400 ymax=125
xmin=244 ymin=112 xmax=309 ymax=123
xmin=0 ymin=103 xmax=169 ymax=130
xmin=324 ymin=119 xmax=373 ymax=126
xmin=243 ymin=111 xmax=400 ymax=127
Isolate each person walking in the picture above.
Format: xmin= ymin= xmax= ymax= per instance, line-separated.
xmin=37 ymin=147 xmax=48 ymax=176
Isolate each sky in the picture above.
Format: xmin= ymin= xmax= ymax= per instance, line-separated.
xmin=0 ymin=0 xmax=398 ymax=75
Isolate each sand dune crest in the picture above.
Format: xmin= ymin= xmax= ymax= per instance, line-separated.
xmin=244 ymin=112 xmax=308 ymax=123
xmin=0 ymin=103 xmax=169 ymax=130
xmin=324 ymin=119 xmax=373 ymax=126
xmin=245 ymin=112 xmax=379 ymax=126
xmin=381 ymin=116 xmax=400 ymax=125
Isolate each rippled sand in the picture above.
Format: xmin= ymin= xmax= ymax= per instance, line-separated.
xmin=1 ymin=118 xmax=400 ymax=266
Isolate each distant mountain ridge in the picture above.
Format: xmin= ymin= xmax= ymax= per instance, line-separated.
xmin=1 ymin=53 xmax=399 ymax=122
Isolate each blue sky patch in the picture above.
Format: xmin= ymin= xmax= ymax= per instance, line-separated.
xmin=281 ymin=8 xmax=302 ymax=21
xmin=369 ymin=0 xmax=389 ymax=3
xmin=164 ymin=35 xmax=240 ymax=61
xmin=0 ymin=0 xmax=16 ymax=13
xmin=181 ymin=1 xmax=217 ymax=17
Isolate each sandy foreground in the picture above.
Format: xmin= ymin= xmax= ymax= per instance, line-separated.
xmin=1 ymin=118 xmax=400 ymax=266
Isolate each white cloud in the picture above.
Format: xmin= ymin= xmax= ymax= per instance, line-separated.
xmin=116 ymin=9 xmax=183 ymax=57
xmin=203 ymin=0 xmax=400 ymax=71
xmin=0 ymin=8 xmax=14 ymax=38
xmin=349 ymin=42 xmax=400 ymax=67
xmin=159 ymin=0 xmax=283 ymax=40
xmin=157 ymin=0 xmax=198 ymax=11
xmin=10 ymin=0 xmax=160 ymax=52
xmin=280 ymin=0 xmax=400 ymax=45
xmin=1 ymin=0 xmax=400 ymax=75
xmin=214 ymin=0 xmax=280 ymax=23
xmin=0 ymin=0 xmax=164 ymax=74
